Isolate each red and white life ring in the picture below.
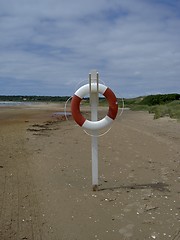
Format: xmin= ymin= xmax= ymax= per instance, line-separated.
xmin=71 ymin=83 xmax=118 ymax=130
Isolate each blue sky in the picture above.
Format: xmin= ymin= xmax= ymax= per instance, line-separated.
xmin=0 ymin=0 xmax=180 ymax=97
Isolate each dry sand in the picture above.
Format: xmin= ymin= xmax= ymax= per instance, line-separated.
xmin=0 ymin=103 xmax=179 ymax=240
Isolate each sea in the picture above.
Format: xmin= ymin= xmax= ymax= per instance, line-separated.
xmin=0 ymin=101 xmax=38 ymax=106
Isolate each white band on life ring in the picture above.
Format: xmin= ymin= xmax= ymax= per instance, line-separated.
xmin=71 ymin=83 xmax=118 ymax=131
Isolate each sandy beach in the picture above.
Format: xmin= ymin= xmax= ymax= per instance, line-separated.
xmin=0 ymin=103 xmax=179 ymax=240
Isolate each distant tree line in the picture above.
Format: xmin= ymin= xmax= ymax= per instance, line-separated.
xmin=0 ymin=95 xmax=71 ymax=102
xmin=0 ymin=93 xmax=179 ymax=105
xmin=140 ymin=93 xmax=180 ymax=106
xmin=0 ymin=95 xmax=108 ymax=103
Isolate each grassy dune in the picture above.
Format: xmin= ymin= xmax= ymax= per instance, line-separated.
xmin=122 ymin=94 xmax=180 ymax=121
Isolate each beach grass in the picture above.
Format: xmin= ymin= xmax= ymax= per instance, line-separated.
xmin=149 ymin=101 xmax=180 ymax=120
xmin=122 ymin=96 xmax=180 ymax=121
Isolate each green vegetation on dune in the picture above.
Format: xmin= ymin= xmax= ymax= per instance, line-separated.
xmin=149 ymin=101 xmax=180 ymax=120
xmin=123 ymin=94 xmax=180 ymax=121
xmin=140 ymin=93 xmax=180 ymax=106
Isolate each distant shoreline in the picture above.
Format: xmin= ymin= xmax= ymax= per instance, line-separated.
xmin=0 ymin=101 xmax=41 ymax=106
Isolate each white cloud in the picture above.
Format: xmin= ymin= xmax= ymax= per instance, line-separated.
xmin=0 ymin=0 xmax=179 ymax=97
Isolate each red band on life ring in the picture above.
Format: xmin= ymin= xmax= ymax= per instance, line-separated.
xmin=71 ymin=95 xmax=86 ymax=126
xmin=104 ymin=88 xmax=118 ymax=120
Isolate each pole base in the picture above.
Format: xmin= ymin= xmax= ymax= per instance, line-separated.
xmin=93 ymin=185 xmax=98 ymax=191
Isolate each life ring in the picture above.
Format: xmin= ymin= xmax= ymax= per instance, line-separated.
xmin=71 ymin=83 xmax=118 ymax=130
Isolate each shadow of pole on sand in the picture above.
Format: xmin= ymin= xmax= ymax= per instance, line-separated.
xmin=98 ymin=182 xmax=170 ymax=192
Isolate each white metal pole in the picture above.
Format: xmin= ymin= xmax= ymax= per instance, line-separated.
xmin=89 ymin=70 xmax=99 ymax=191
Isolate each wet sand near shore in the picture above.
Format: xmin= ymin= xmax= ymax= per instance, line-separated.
xmin=0 ymin=104 xmax=180 ymax=240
